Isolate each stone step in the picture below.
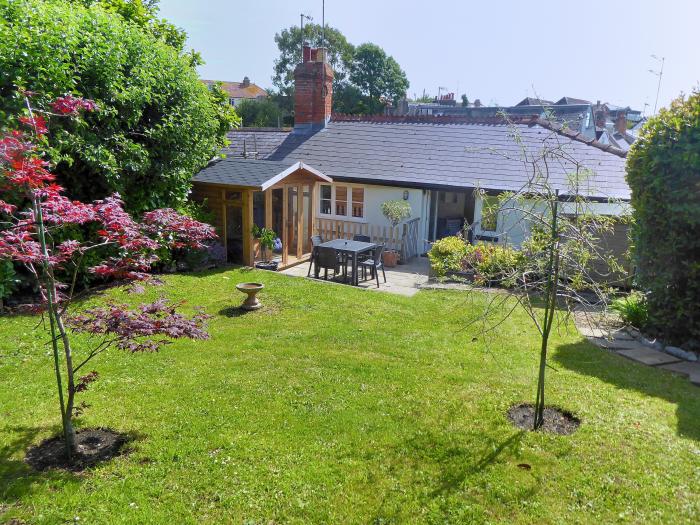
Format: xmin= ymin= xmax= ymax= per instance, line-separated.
xmin=616 ymin=347 xmax=683 ymax=366
xmin=659 ymin=361 xmax=700 ymax=386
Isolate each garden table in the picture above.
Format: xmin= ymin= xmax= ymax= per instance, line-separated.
xmin=317 ymin=239 xmax=376 ymax=286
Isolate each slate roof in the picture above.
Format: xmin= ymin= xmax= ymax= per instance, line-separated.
xmin=221 ymin=117 xmax=630 ymax=200
xmin=222 ymin=129 xmax=291 ymax=158
xmin=193 ymin=158 xmax=295 ymax=189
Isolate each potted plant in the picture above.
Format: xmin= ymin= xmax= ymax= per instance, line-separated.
xmin=380 ymin=200 xmax=412 ymax=267
xmin=251 ymin=225 xmax=279 ymax=271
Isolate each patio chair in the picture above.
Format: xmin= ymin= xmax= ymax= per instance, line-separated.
xmin=353 ymin=235 xmax=371 ymax=243
xmin=360 ymin=244 xmax=386 ymax=288
xmin=314 ymin=246 xmax=342 ymax=281
xmin=307 ymin=235 xmax=324 ymax=276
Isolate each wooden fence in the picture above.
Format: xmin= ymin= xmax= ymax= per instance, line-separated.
xmin=315 ymin=217 xmax=421 ymax=260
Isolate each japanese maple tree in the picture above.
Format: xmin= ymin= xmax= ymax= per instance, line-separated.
xmin=0 ymin=93 xmax=216 ymax=460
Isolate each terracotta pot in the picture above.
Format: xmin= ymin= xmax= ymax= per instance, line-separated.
xmin=383 ymin=250 xmax=399 ymax=267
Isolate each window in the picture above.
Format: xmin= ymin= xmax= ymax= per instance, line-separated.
xmin=320 ymin=185 xmax=332 ymax=214
xmin=351 ymin=188 xmax=364 ymax=218
xmin=318 ymin=184 xmax=365 ymax=219
xmin=335 ymin=186 xmax=347 ymax=216
xmin=480 ymin=195 xmax=500 ymax=232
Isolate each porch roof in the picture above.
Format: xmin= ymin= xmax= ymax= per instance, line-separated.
xmin=193 ymin=158 xmax=331 ymax=191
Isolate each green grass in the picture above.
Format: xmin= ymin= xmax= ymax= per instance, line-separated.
xmin=1 ymin=268 xmax=699 ymax=524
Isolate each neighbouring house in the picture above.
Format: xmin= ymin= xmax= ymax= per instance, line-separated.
xmin=192 ymin=46 xmax=631 ymax=271
xmin=202 ymin=77 xmax=267 ymax=107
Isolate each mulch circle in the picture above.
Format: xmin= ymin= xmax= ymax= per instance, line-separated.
xmin=25 ymin=428 xmax=129 ymax=472
xmin=507 ymin=403 xmax=580 ymax=435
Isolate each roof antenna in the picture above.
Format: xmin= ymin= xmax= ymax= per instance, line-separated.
xmin=322 ymin=0 xmax=325 ymax=47
xmin=300 ymin=13 xmax=313 ymax=60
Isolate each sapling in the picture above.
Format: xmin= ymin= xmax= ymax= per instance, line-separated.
xmin=0 ymin=92 xmax=216 ymax=459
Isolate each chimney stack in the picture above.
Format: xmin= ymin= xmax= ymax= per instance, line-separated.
xmin=294 ymin=46 xmax=334 ymax=134
xmin=615 ymin=111 xmax=627 ymax=135
xmin=242 ymin=76 xmax=250 ymax=88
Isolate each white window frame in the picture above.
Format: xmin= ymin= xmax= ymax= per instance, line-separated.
xmin=318 ymin=183 xmax=366 ymax=222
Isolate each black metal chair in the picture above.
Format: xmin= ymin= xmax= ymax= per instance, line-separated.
xmin=360 ymin=244 xmax=386 ymax=288
xmin=314 ymin=246 xmax=341 ymax=281
xmin=353 ymin=235 xmax=371 ymax=243
xmin=307 ymin=235 xmax=324 ymax=276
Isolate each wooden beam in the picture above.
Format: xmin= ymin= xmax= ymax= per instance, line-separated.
xmin=282 ymin=186 xmax=288 ymax=265
xmin=221 ymin=188 xmax=227 ymax=257
xmin=308 ymin=184 xmax=316 ymax=244
xmin=296 ymin=184 xmax=304 ymax=258
xmin=242 ymin=190 xmax=254 ymax=266
xmin=265 ymin=189 xmax=272 ymax=230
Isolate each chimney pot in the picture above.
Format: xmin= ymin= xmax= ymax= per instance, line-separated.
xmin=303 ymin=45 xmax=311 ymax=63
xmin=242 ymin=76 xmax=250 ymax=88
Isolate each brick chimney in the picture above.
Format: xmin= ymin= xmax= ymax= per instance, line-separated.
xmin=294 ymin=45 xmax=334 ymax=133
xmin=615 ymin=111 xmax=627 ymax=134
xmin=242 ymin=76 xmax=250 ymax=88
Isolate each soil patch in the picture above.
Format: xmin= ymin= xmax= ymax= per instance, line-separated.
xmin=507 ymin=403 xmax=580 ymax=435
xmin=25 ymin=428 xmax=129 ymax=472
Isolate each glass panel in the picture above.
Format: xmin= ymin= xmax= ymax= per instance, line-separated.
xmin=253 ymin=191 xmax=265 ymax=229
xmin=226 ymin=190 xmax=242 ymax=201
xmin=335 ymin=186 xmax=347 ymax=216
xmin=272 ymin=189 xmax=284 ymax=256
xmin=287 ymin=186 xmax=298 ymax=256
xmin=302 ymin=185 xmax=311 ymax=253
xmin=351 ymin=187 xmax=364 ymax=218
xmin=320 ymin=184 xmax=332 ymax=215
xmin=225 ymin=205 xmax=243 ymax=263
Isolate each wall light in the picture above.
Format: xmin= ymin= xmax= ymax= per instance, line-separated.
xmin=403 ymin=190 xmax=409 ymax=200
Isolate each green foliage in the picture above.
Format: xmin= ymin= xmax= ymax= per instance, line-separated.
xmin=0 ymin=0 xmax=237 ymax=213
xmin=237 ymin=98 xmax=284 ymax=128
xmin=252 ymin=225 xmax=277 ymax=261
xmin=464 ymin=243 xmax=526 ymax=288
xmin=380 ymin=199 xmax=411 ymax=227
xmin=427 ymin=236 xmax=469 ymax=277
xmin=272 ymin=23 xmax=355 ymax=101
xmin=611 ymin=291 xmax=649 ymax=329
xmin=626 ymin=91 xmax=700 ymax=341
xmin=0 ymin=260 xmax=19 ymax=303
xmin=350 ymin=43 xmax=409 ymax=110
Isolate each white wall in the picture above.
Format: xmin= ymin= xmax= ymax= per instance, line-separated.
xmin=317 ymin=182 xmax=431 ymax=247
xmin=473 ymin=195 xmax=631 ymax=248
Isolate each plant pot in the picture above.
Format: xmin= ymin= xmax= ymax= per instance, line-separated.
xmin=383 ymin=250 xmax=399 ymax=267
xmin=236 ymin=282 xmax=264 ymax=310
xmin=254 ymin=261 xmax=278 ymax=272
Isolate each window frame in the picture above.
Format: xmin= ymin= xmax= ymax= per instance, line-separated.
xmin=318 ymin=183 xmax=366 ymax=222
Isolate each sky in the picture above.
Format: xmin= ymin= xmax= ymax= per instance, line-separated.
xmin=158 ymin=0 xmax=700 ymax=114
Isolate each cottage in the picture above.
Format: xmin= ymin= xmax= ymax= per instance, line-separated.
xmin=192 ymin=46 xmax=631 ymax=270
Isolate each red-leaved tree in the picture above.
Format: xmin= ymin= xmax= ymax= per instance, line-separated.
xmin=0 ymin=93 xmax=217 ymax=460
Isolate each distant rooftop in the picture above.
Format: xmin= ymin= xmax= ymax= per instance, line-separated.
xmin=202 ymin=77 xmax=267 ymax=100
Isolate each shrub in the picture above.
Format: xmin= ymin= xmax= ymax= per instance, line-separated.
xmin=626 ymin=92 xmax=700 ymax=342
xmin=0 ymin=0 xmax=238 ymax=214
xmin=427 ymin=236 xmax=468 ymax=277
xmin=380 ymin=200 xmax=412 ymax=227
xmin=611 ymin=292 xmax=649 ymax=329
xmin=464 ymin=243 xmax=526 ymax=288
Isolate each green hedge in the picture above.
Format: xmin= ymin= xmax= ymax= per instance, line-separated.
xmin=0 ymin=0 xmax=236 ymax=214
xmin=626 ymin=92 xmax=700 ymax=342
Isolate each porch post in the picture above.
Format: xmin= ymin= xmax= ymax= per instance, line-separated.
xmin=242 ymin=189 xmax=254 ymax=266
xmin=220 ymin=188 xmax=228 ymax=254
xmin=282 ymin=186 xmax=288 ymax=265
xmin=265 ymin=189 xmax=272 ymax=230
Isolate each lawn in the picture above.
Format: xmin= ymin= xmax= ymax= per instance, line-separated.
xmin=1 ymin=268 xmax=699 ymax=524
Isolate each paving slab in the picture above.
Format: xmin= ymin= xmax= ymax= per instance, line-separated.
xmin=616 ymin=347 xmax=682 ymax=366
xmin=588 ymin=337 xmax=647 ymax=351
xmin=659 ymin=361 xmax=700 ymax=385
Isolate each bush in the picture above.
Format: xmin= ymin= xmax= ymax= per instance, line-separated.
xmin=0 ymin=0 xmax=237 ymax=214
xmin=464 ymin=243 xmax=525 ymax=288
xmin=611 ymin=292 xmax=649 ymax=329
xmin=428 ymin=236 xmax=469 ymax=277
xmin=626 ymin=92 xmax=700 ymax=342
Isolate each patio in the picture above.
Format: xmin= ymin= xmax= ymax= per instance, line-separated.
xmin=282 ymin=254 xmax=430 ymax=296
